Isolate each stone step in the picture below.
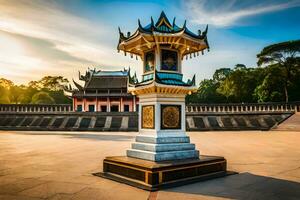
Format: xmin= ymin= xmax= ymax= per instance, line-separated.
xmin=127 ymin=149 xmax=199 ymax=162
xmin=136 ymin=135 xmax=190 ymax=144
xmin=132 ymin=142 xmax=195 ymax=152
xmin=273 ymin=113 xmax=300 ymax=131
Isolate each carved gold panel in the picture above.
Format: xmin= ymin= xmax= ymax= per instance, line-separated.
xmin=161 ymin=105 xmax=181 ymax=129
xmin=142 ymin=105 xmax=155 ymax=129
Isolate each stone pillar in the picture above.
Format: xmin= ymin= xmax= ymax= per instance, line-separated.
xmin=190 ymin=106 xmax=194 ymax=112
xmin=107 ymin=97 xmax=111 ymax=112
xmin=127 ymin=93 xmax=198 ymax=162
xmin=95 ymin=97 xmax=98 ymax=112
xmin=73 ymin=98 xmax=76 ymax=111
xmin=133 ymin=96 xmax=136 ymax=112
xmin=120 ymin=97 xmax=123 ymax=112
xmin=83 ymin=98 xmax=86 ymax=112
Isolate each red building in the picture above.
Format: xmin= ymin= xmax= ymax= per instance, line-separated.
xmin=66 ymin=68 xmax=138 ymax=112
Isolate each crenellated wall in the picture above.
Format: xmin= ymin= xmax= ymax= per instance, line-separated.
xmin=186 ymin=102 xmax=300 ymax=113
xmin=0 ymin=104 xmax=72 ymax=112
xmin=0 ymin=102 xmax=298 ymax=131
xmin=0 ymin=102 xmax=299 ymax=113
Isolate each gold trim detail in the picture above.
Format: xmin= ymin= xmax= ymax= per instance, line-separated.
xmin=142 ymin=105 xmax=155 ymax=129
xmin=161 ymin=105 xmax=181 ymax=129
xmin=145 ymin=171 xmax=149 ymax=184
xmin=159 ymin=171 xmax=163 ymax=184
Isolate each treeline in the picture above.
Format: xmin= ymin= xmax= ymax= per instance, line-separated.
xmin=0 ymin=76 xmax=71 ymax=104
xmin=0 ymin=40 xmax=299 ymax=105
xmin=187 ymin=40 xmax=300 ymax=104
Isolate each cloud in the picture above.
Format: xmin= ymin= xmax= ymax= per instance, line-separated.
xmin=185 ymin=0 xmax=300 ymax=26
xmin=0 ymin=0 xmax=141 ymax=84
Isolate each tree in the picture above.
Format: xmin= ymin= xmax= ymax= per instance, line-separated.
xmin=9 ymin=85 xmax=26 ymax=104
xmin=257 ymin=40 xmax=300 ymax=102
xmin=48 ymin=90 xmax=72 ymax=104
xmin=212 ymin=68 xmax=232 ymax=82
xmin=28 ymin=76 xmax=69 ymax=91
xmin=234 ymin=64 xmax=247 ymax=70
xmin=0 ymin=78 xmax=13 ymax=88
xmin=0 ymin=78 xmax=13 ymax=104
xmin=0 ymin=85 xmax=10 ymax=104
xmin=253 ymin=64 xmax=285 ymax=102
xmin=217 ymin=78 xmax=234 ymax=102
xmin=28 ymin=76 xmax=70 ymax=103
xmin=31 ymin=92 xmax=55 ymax=104
xmin=186 ymin=79 xmax=227 ymax=103
xmin=40 ymin=76 xmax=69 ymax=91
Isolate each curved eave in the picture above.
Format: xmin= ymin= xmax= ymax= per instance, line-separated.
xmin=128 ymin=81 xmax=197 ymax=96
xmin=120 ymin=27 xmax=206 ymax=44
xmin=73 ymin=79 xmax=83 ymax=91
xmin=118 ymin=30 xmax=208 ymax=58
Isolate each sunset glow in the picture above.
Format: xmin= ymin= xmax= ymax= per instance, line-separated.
xmin=0 ymin=0 xmax=299 ymax=84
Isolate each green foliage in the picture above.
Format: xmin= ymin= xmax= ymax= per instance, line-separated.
xmin=186 ymin=40 xmax=300 ymax=104
xmin=0 ymin=78 xmax=13 ymax=104
xmin=0 ymin=85 xmax=10 ymax=104
xmin=257 ymin=40 xmax=300 ymax=102
xmin=0 ymin=76 xmax=71 ymax=104
xmin=186 ymin=63 xmax=299 ymax=104
xmin=29 ymin=76 xmax=68 ymax=91
xmin=253 ymin=64 xmax=285 ymax=102
xmin=212 ymin=68 xmax=232 ymax=82
xmin=31 ymin=92 xmax=55 ymax=104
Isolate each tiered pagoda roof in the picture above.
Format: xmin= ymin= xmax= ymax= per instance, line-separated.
xmin=78 ymin=68 xmax=128 ymax=89
xmin=118 ymin=11 xmax=209 ymax=59
xmin=128 ymin=69 xmax=197 ymax=95
xmin=64 ymin=68 xmax=131 ymax=97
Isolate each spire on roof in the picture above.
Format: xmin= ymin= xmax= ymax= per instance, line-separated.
xmin=172 ymin=17 xmax=176 ymax=27
xmin=183 ymin=20 xmax=187 ymax=28
xmin=155 ymin=11 xmax=172 ymax=29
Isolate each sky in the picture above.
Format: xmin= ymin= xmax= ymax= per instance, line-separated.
xmin=0 ymin=0 xmax=299 ymax=85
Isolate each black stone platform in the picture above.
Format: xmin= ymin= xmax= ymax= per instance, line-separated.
xmin=94 ymin=155 xmax=227 ymax=191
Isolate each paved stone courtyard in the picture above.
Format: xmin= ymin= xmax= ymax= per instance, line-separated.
xmin=0 ymin=130 xmax=299 ymax=200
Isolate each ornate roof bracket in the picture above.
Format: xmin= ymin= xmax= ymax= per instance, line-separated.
xmin=73 ymin=79 xmax=83 ymax=91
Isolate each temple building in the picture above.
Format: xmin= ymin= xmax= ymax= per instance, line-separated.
xmin=65 ymin=68 xmax=138 ymax=112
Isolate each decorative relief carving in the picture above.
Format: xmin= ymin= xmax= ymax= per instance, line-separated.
xmin=142 ymin=105 xmax=154 ymax=129
xmin=161 ymin=105 xmax=181 ymax=129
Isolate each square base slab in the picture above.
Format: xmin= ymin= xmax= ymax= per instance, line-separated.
xmin=94 ymin=155 xmax=227 ymax=191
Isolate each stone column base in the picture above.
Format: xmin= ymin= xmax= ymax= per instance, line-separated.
xmin=95 ymin=155 xmax=227 ymax=191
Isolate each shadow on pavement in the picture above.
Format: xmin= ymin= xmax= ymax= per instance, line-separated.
xmin=164 ymin=172 xmax=300 ymax=199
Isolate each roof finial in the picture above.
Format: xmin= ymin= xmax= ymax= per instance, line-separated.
xmin=151 ymin=16 xmax=154 ymax=26
xmin=191 ymin=74 xmax=196 ymax=86
xmin=198 ymin=29 xmax=201 ymax=36
xmin=172 ymin=17 xmax=176 ymax=27
xmin=138 ymin=19 xmax=142 ymax=28
xmin=203 ymin=24 xmax=208 ymax=36
xmin=183 ymin=20 xmax=187 ymax=28
xmin=160 ymin=11 xmax=166 ymax=17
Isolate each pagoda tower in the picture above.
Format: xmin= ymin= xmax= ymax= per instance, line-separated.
xmin=98 ymin=12 xmax=226 ymax=190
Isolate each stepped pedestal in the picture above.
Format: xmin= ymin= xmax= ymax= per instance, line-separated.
xmin=96 ymin=94 xmax=227 ymax=190
xmin=127 ymin=135 xmax=199 ymax=161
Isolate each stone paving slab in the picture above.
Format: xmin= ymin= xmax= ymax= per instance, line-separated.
xmin=0 ymin=131 xmax=299 ymax=199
